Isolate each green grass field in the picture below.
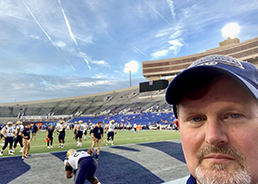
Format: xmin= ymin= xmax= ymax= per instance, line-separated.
xmin=0 ymin=129 xmax=181 ymax=157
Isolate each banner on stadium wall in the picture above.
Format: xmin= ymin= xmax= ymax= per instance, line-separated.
xmin=21 ymin=115 xmax=73 ymax=120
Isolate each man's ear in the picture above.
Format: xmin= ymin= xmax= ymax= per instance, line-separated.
xmin=173 ymin=119 xmax=179 ymax=128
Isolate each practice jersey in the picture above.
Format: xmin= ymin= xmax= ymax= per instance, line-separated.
xmin=57 ymin=124 xmax=66 ymax=133
xmin=77 ymin=124 xmax=83 ymax=132
xmin=4 ymin=126 xmax=15 ymax=137
xmin=108 ymin=123 xmax=116 ymax=132
xmin=89 ymin=125 xmax=94 ymax=130
xmin=65 ymin=151 xmax=91 ymax=170
xmin=16 ymin=125 xmax=24 ymax=134
xmin=83 ymin=124 xmax=88 ymax=132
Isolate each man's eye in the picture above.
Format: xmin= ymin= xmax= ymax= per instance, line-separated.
xmin=192 ymin=117 xmax=202 ymax=122
xmin=230 ymin=114 xmax=241 ymax=119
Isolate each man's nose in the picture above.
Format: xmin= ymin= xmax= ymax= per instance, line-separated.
xmin=205 ymin=118 xmax=229 ymax=146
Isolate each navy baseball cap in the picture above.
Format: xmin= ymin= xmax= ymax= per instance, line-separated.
xmin=165 ymin=55 xmax=258 ymax=117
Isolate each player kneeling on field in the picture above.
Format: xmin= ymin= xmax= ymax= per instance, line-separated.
xmin=64 ymin=147 xmax=101 ymax=184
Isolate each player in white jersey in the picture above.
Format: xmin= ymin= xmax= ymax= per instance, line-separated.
xmin=89 ymin=123 xmax=94 ymax=139
xmin=64 ymin=147 xmax=100 ymax=184
xmin=0 ymin=122 xmax=15 ymax=156
xmin=56 ymin=120 xmax=66 ymax=148
xmin=105 ymin=120 xmax=117 ymax=146
xmin=13 ymin=121 xmax=24 ymax=153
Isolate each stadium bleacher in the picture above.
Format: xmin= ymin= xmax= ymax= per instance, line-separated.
xmin=0 ymin=86 xmax=175 ymax=128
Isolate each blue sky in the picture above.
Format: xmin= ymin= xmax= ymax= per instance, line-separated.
xmin=0 ymin=0 xmax=258 ymax=103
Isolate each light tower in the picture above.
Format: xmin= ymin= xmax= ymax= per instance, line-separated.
xmin=124 ymin=61 xmax=138 ymax=87
xmin=220 ymin=23 xmax=240 ymax=46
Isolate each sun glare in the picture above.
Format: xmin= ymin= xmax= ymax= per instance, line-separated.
xmin=222 ymin=23 xmax=240 ymax=39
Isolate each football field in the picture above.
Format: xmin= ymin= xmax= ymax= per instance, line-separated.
xmin=0 ymin=130 xmax=190 ymax=184
xmin=0 ymin=129 xmax=181 ymax=156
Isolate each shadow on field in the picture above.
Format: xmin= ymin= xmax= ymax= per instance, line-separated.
xmin=0 ymin=156 xmax=30 ymax=183
xmin=0 ymin=141 xmax=188 ymax=184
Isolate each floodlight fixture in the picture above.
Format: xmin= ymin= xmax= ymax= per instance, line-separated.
xmin=222 ymin=23 xmax=240 ymax=39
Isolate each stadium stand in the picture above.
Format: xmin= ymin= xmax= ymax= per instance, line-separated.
xmin=0 ymin=86 xmax=175 ymax=128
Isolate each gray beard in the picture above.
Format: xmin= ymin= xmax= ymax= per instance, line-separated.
xmin=195 ymin=164 xmax=251 ymax=184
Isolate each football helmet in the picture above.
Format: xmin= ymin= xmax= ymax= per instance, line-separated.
xmin=66 ymin=149 xmax=77 ymax=157
xmin=7 ymin=122 xmax=13 ymax=126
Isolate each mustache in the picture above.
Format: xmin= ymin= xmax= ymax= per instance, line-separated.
xmin=196 ymin=145 xmax=245 ymax=168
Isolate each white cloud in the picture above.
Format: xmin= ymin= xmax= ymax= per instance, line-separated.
xmin=29 ymin=34 xmax=41 ymax=40
xmin=91 ymin=60 xmax=110 ymax=68
xmin=167 ymin=0 xmax=176 ymax=20
xmin=77 ymin=34 xmax=95 ymax=45
xmin=28 ymin=83 xmax=35 ymax=88
xmin=54 ymin=41 xmax=66 ymax=48
xmin=151 ymin=49 xmax=169 ymax=59
xmin=168 ymin=39 xmax=184 ymax=55
xmin=169 ymin=30 xmax=182 ymax=39
xmin=11 ymin=83 xmax=25 ymax=90
xmin=77 ymin=80 xmax=115 ymax=87
xmin=155 ymin=31 xmax=170 ymax=38
xmin=77 ymin=51 xmax=92 ymax=69
xmin=182 ymin=5 xmax=197 ymax=18
xmin=150 ymin=38 xmax=184 ymax=59
xmin=93 ymin=73 xmax=107 ymax=79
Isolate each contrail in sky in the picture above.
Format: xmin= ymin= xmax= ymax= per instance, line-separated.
xmin=58 ymin=0 xmax=78 ymax=47
xmin=58 ymin=0 xmax=91 ymax=70
xmin=22 ymin=0 xmax=59 ymax=52
xmin=83 ymin=58 xmax=92 ymax=70
xmin=129 ymin=43 xmax=149 ymax=59
xmin=143 ymin=0 xmax=172 ymax=26
xmin=65 ymin=57 xmax=76 ymax=71
xmin=22 ymin=0 xmax=76 ymax=71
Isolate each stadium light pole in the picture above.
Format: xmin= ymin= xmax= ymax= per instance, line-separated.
xmin=129 ymin=69 xmax=132 ymax=87
xmin=124 ymin=61 xmax=138 ymax=87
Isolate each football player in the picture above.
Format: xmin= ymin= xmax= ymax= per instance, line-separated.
xmin=13 ymin=121 xmax=24 ymax=153
xmin=73 ymin=121 xmax=78 ymax=139
xmin=0 ymin=123 xmax=4 ymax=141
xmin=64 ymin=147 xmax=100 ymax=184
xmin=105 ymin=120 xmax=117 ymax=146
xmin=56 ymin=120 xmax=66 ymax=148
xmin=75 ymin=120 xmax=83 ymax=147
xmin=88 ymin=122 xmax=94 ymax=139
xmin=83 ymin=122 xmax=88 ymax=140
xmin=0 ymin=122 xmax=15 ymax=156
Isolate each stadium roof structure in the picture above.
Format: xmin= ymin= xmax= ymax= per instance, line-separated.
xmin=142 ymin=37 xmax=258 ymax=81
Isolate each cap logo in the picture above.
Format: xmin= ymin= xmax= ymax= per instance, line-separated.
xmin=189 ymin=55 xmax=245 ymax=69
